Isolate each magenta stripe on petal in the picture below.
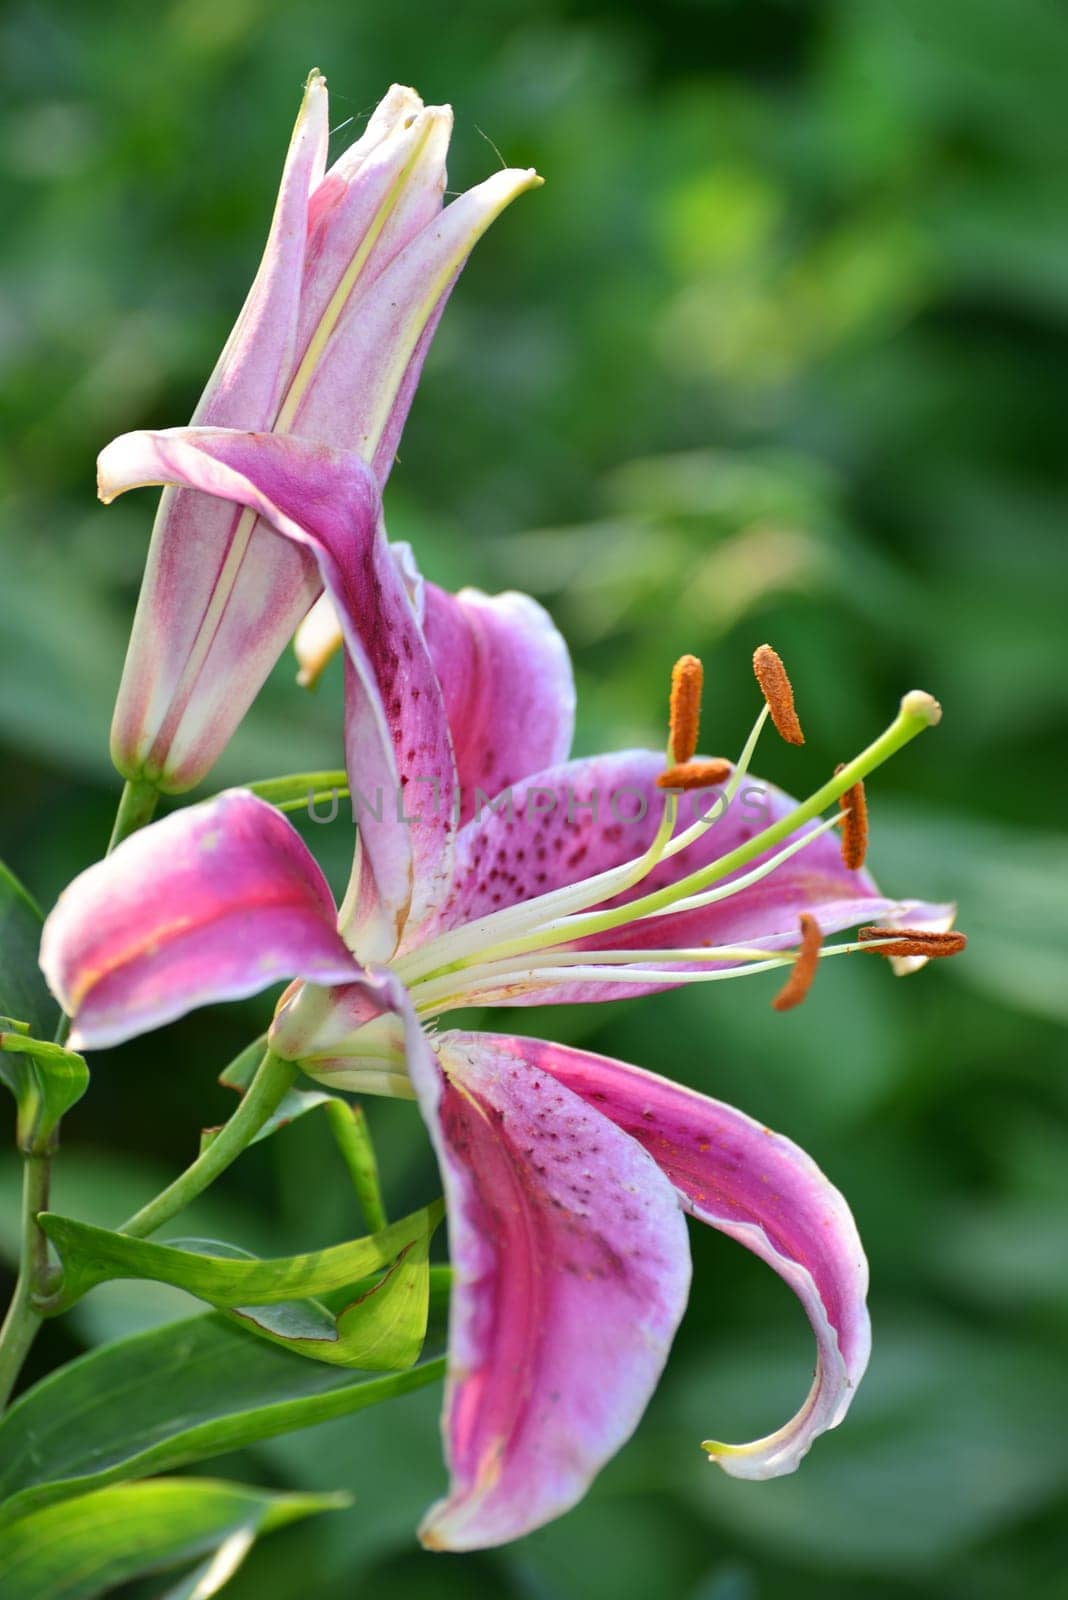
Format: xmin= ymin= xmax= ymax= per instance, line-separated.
xmin=97 ymin=426 xmax=459 ymax=959
xmin=409 ymin=1030 xmax=691 ymax=1550
xmin=40 ymin=791 xmax=356 ymax=1050
xmin=468 ymin=1032 xmax=871 ymax=1479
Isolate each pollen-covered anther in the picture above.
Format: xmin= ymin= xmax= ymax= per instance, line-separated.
xmin=668 ymin=654 xmax=704 ymax=765
xmin=858 ymin=926 xmax=967 ymax=959
xmin=772 ymin=913 xmax=822 ymax=1011
xmin=835 ymin=764 xmax=869 ymax=871
xmin=753 ymin=644 xmax=804 ymax=746
xmin=656 ymin=758 xmax=733 ymax=792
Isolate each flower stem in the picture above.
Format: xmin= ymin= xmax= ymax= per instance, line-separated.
xmin=120 ymin=1049 xmax=297 ymax=1240
xmin=107 ymin=778 xmax=160 ymax=854
xmin=0 ymin=1152 xmax=52 ymax=1409
xmin=1 ymin=776 xmax=163 ymax=1401
xmin=324 ymin=1100 xmax=388 ymax=1232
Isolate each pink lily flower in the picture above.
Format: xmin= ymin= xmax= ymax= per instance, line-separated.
xmin=109 ymin=72 xmax=541 ymax=794
xmin=43 ymin=428 xmax=960 ymax=1550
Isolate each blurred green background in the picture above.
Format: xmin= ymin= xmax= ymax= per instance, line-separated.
xmin=2 ymin=0 xmax=1067 ymax=1595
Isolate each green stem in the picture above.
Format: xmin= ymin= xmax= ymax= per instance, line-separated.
xmin=107 ymin=778 xmax=160 ymax=854
xmin=1 ymin=777 xmax=162 ymax=1400
xmin=0 ymin=1153 xmax=51 ymax=1408
xmin=324 ymin=1101 xmax=388 ymax=1232
xmin=120 ymin=1050 xmax=297 ymax=1240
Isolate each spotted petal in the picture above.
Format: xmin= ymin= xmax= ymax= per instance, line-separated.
xmin=456 ymin=1032 xmax=871 ymax=1480
xmin=296 ymin=552 xmax=576 ymax=824
xmin=409 ymin=1029 xmax=691 ymax=1550
xmin=431 ymin=749 xmax=952 ymax=1004
xmin=97 ymin=426 xmax=458 ymax=961
xmin=40 ymin=792 xmax=356 ymax=1050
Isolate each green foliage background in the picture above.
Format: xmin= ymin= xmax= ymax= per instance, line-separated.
xmin=1 ymin=0 xmax=1067 ymax=1594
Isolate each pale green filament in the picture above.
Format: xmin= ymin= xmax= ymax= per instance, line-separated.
xmin=411 ymin=937 xmax=898 ymax=1018
xmin=405 ymin=693 xmax=934 ymax=989
xmin=394 ymin=701 xmax=773 ymax=989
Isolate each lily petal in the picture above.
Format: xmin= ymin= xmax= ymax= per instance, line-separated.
xmin=98 ymin=426 xmax=458 ymax=960
xmin=433 ymin=749 xmax=950 ymax=1002
xmin=457 ymin=1032 xmax=871 ymax=1480
xmin=293 ymin=90 xmax=451 ymax=395
xmin=408 ymin=1029 xmax=690 ymax=1550
xmin=422 ymin=583 xmax=576 ymax=826
xmin=40 ymin=792 xmax=356 ymax=1050
xmin=291 ymin=165 xmax=543 ymax=478
xmin=295 ymin=558 xmax=576 ymax=824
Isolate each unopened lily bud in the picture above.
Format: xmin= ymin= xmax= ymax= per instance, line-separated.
xmin=107 ymin=74 xmax=541 ymax=794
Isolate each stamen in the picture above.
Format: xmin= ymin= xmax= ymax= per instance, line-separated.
xmin=657 ymin=758 xmax=733 ymax=792
xmin=858 ymin=926 xmax=967 ymax=959
xmin=835 ymin=764 xmax=869 ymax=871
xmin=669 ymin=654 xmax=704 ymax=764
xmin=753 ymin=643 xmax=804 ymax=746
xmin=771 ymin=914 xmax=822 ymax=1011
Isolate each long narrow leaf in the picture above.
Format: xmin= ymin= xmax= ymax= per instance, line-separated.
xmin=0 ymin=1309 xmax=446 ymax=1526
xmin=0 ymin=1477 xmax=348 ymax=1600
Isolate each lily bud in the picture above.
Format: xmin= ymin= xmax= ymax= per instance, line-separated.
xmin=108 ymin=72 xmax=540 ymax=793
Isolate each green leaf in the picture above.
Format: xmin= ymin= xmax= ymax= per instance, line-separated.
xmin=231 ymin=1235 xmax=431 ymax=1369
xmin=38 ymin=1201 xmax=443 ymax=1309
xmin=0 ymin=860 xmax=54 ymax=1040
xmin=154 ymin=1233 xmax=432 ymax=1370
xmin=0 ymin=1309 xmax=446 ymax=1526
xmin=0 ymin=1032 xmax=89 ymax=1152
xmin=240 ymin=772 xmax=348 ymax=814
xmin=0 ymin=1476 xmax=348 ymax=1600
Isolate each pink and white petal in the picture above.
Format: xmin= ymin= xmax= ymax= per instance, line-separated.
xmin=408 ymin=1029 xmax=691 ymax=1550
xmin=109 ymin=77 xmax=328 ymax=791
xmin=39 ymin=792 xmax=356 ymax=1051
xmin=463 ymin=1033 xmax=871 ymax=1480
xmin=421 ymin=583 xmax=576 ymax=827
xmin=197 ymin=70 xmax=328 ymax=431
xmin=295 ymin=95 xmax=451 ymax=377
xmin=432 ymin=749 xmax=948 ymax=1002
xmin=291 ymin=166 xmax=542 ymax=477
xmin=98 ymin=426 xmax=458 ymax=960
xmin=293 ymin=562 xmax=575 ymax=823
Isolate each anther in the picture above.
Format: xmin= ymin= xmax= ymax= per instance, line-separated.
xmin=656 ymin=758 xmax=733 ymax=791
xmin=669 ymin=655 xmax=704 ymax=765
xmin=835 ymin=764 xmax=869 ymax=871
xmin=858 ymin=926 xmax=967 ymax=959
xmin=772 ymin=913 xmax=822 ymax=1011
xmin=753 ymin=644 xmax=804 ymax=745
